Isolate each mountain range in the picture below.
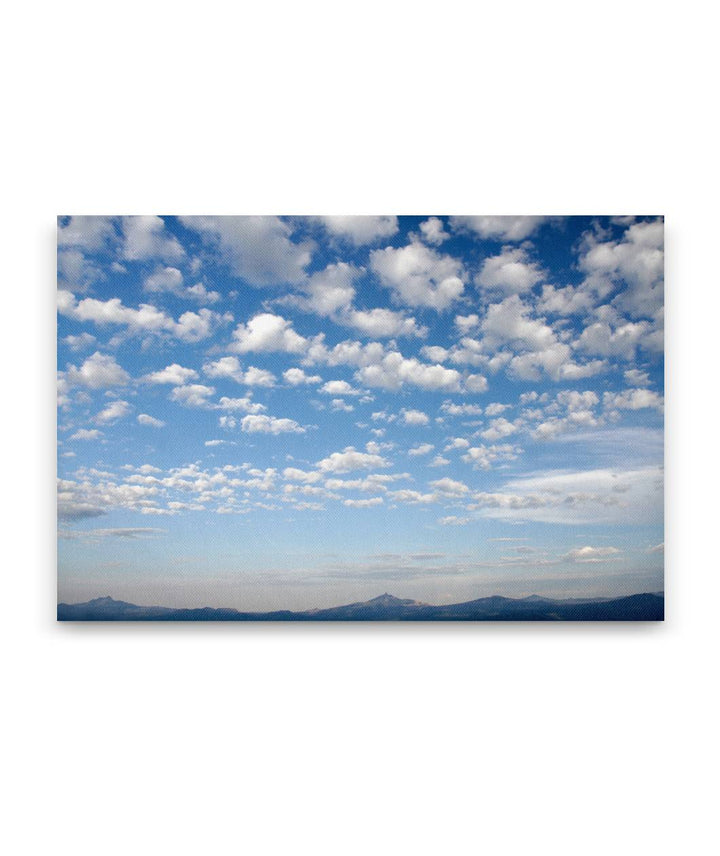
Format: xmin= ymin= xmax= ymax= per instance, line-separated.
xmin=57 ymin=591 xmax=664 ymax=622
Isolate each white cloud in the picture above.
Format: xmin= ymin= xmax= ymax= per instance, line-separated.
xmin=462 ymin=444 xmax=520 ymax=470
xmin=169 ymin=384 xmax=216 ymax=408
xmin=370 ymin=240 xmax=465 ymax=311
xmin=217 ymin=396 xmax=266 ymax=414
xmin=320 ymin=380 xmax=361 ymax=396
xmin=69 ymin=428 xmax=103 ymax=441
xmin=475 ymin=247 xmax=544 ymax=294
xmin=319 ymin=215 xmax=399 ymax=246
xmin=316 ymin=446 xmax=390 ymax=474
xmin=58 ymin=290 xmax=228 ymax=342
xmin=408 ymin=443 xmax=434 ymax=457
xmin=565 ymin=546 xmax=621 ymax=563
xmin=95 ymin=399 xmax=132 ymax=424
xmin=283 ymin=468 xmax=323 ymax=484
xmin=122 ymin=215 xmax=185 ymax=263
xmin=355 ymin=350 xmax=463 ymax=392
xmin=343 ymin=497 xmax=384 ymax=508
xmin=143 ymin=364 xmax=199 ymax=385
xmin=429 ymin=455 xmax=450 ymax=467
xmin=624 ymin=369 xmax=651 ymax=387
xmin=58 ymin=216 xmax=117 ymax=251
xmin=137 ymin=414 xmax=165 ymax=428
xmin=578 ymin=219 xmax=664 ymax=318
xmin=64 ymin=352 xmax=130 ymax=389
xmin=283 ymin=367 xmax=322 ymax=386
xmin=430 ymin=477 xmax=470 ymax=496
xmin=537 ymin=284 xmax=595 ymax=316
xmin=62 ymin=333 xmax=97 ymax=352
xmin=439 ymin=515 xmax=469 ymax=526
xmin=241 ymin=414 xmax=306 ymax=434
xmin=603 ymin=388 xmax=664 ymax=412
xmin=330 ymin=398 xmax=354 ymax=412
xmin=400 ymin=408 xmax=430 ymax=426
xmin=344 ymin=308 xmax=427 ymax=338
xmin=465 ymin=373 xmax=489 ymax=393
xmin=243 ymin=367 xmax=276 ymax=387
xmin=144 ymin=266 xmax=184 ymax=294
xmin=451 ymin=216 xmax=548 ymax=241
xmin=180 ymin=216 xmax=311 ymax=286
xmin=480 ymin=417 xmax=519 ymax=441
xmin=419 ymin=217 xmax=450 ymax=245
xmin=440 ymin=403 xmax=483 ymax=417
xmin=575 ymin=320 xmax=651 ymax=360
xmin=231 ymin=313 xmax=309 ymax=354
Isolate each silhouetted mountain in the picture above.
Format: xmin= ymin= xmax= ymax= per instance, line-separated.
xmin=57 ymin=592 xmax=664 ymax=622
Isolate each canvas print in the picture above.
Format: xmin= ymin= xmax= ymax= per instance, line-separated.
xmin=57 ymin=216 xmax=664 ymax=621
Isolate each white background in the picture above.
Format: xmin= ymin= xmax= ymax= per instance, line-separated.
xmin=2 ymin=2 xmax=718 ymax=854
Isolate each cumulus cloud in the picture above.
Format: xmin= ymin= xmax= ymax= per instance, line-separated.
xmin=230 ymin=313 xmax=309 ymax=354
xmin=400 ymin=409 xmax=430 ymax=426
xmin=320 ymin=380 xmax=362 ymax=396
xmin=451 ymin=216 xmax=548 ymax=241
xmin=344 ymin=308 xmax=427 ymax=338
xmin=58 ymin=291 xmax=228 ymax=342
xmin=408 ymin=443 xmax=434 ymax=456
xmin=95 ymin=400 xmax=132 ymax=424
xmin=137 ymin=414 xmax=166 ymax=428
xmin=370 ymin=240 xmax=465 ymax=311
xmin=180 ymin=216 xmax=311 ymax=286
xmin=603 ymin=388 xmax=664 ymax=412
xmin=122 ymin=215 xmax=186 ymax=263
xmin=283 ymin=367 xmax=322 ymax=386
xmin=143 ymin=364 xmax=198 ymax=385
xmin=202 ymin=357 xmax=275 ymax=387
xmin=169 ymin=384 xmax=216 ymax=408
xmin=343 ymin=497 xmax=384 ymax=508
xmin=241 ymin=414 xmax=306 ymax=434
xmin=316 ymin=446 xmax=390 ymax=474
xmin=319 ymin=216 xmax=398 ymax=246
xmin=64 ymin=352 xmax=130 ymax=389
xmin=475 ymin=246 xmax=544 ymax=294
xmin=69 ymin=428 xmax=103 ymax=441
xmin=419 ymin=217 xmax=450 ymax=245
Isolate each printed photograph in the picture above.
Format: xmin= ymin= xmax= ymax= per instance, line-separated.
xmin=57 ymin=215 xmax=664 ymax=620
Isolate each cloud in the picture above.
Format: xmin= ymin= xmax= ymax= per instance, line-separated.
xmin=69 ymin=428 xmax=103 ymax=441
xmin=475 ymin=246 xmax=544 ymax=294
xmin=170 ymin=384 xmax=216 ymax=407
xmin=58 ymin=291 xmax=228 ymax=342
xmin=319 ymin=215 xmax=398 ymax=246
xmin=462 ymin=444 xmax=520 ymax=470
xmin=95 ymin=400 xmax=132 ymax=424
xmin=202 ymin=357 xmax=275 ymax=387
xmin=137 ymin=414 xmax=166 ymax=428
xmin=419 ymin=217 xmax=450 ymax=245
xmin=64 ymin=352 xmax=130 ymax=389
xmin=471 ymin=466 xmax=663 ymax=524
xmin=58 ymin=527 xmax=165 ymax=541
xmin=480 ymin=417 xmax=519 ymax=441
xmin=439 ymin=516 xmax=469 ymax=525
xmin=343 ymin=497 xmax=384 ymax=508
xmin=344 ymin=308 xmax=427 ymax=338
xmin=370 ymin=240 xmax=465 ymax=311
xmin=400 ymin=408 xmax=430 ymax=426
xmin=180 ymin=216 xmax=311 ymax=286
xmin=320 ymin=380 xmax=361 ymax=396
xmin=624 ymin=369 xmax=651 ymax=387
xmin=283 ymin=367 xmax=322 ymax=386
xmin=408 ymin=443 xmax=434 ymax=457
xmin=451 ymin=216 xmax=548 ymax=241
xmin=430 ymin=477 xmax=470 ymax=496
xmin=578 ymin=218 xmax=664 ymax=318
xmin=143 ymin=364 xmax=199 ymax=385
xmin=144 ymin=266 xmax=184 ymax=294
xmin=62 ymin=333 xmax=97 ymax=352
xmin=316 ymin=446 xmax=390 ymax=473
xmin=121 ymin=215 xmax=186 ymax=263
xmin=230 ymin=313 xmax=309 ymax=354
xmin=240 ymin=414 xmax=305 ymax=434
xmin=603 ymin=388 xmax=664 ymax=412
xmin=57 ymin=216 xmax=117 ymax=251
xmin=217 ymin=396 xmax=266 ymax=414
xmin=565 ymin=546 xmax=621 ymax=563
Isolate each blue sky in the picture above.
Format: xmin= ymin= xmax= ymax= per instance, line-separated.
xmin=57 ymin=215 xmax=664 ymax=609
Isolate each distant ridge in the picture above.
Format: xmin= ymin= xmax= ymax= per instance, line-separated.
xmin=57 ymin=592 xmax=664 ymax=622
